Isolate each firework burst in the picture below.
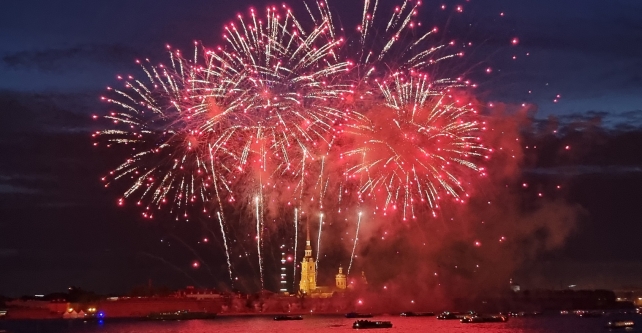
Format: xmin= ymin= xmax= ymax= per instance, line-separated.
xmin=95 ymin=0 xmax=491 ymax=289
xmin=96 ymin=5 xmax=353 ymax=213
xmin=95 ymin=55 xmax=236 ymax=215
xmin=197 ymin=5 xmax=352 ymax=182
xmin=340 ymin=72 xmax=486 ymax=220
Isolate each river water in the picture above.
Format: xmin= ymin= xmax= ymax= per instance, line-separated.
xmin=1 ymin=314 xmax=640 ymax=333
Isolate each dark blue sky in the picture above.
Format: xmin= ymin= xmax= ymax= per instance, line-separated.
xmin=0 ymin=0 xmax=641 ymax=297
xmin=1 ymin=0 xmax=640 ymax=117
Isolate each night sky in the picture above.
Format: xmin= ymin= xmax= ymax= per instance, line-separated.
xmin=1 ymin=0 xmax=641 ymax=297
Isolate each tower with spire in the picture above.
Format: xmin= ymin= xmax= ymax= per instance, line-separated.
xmin=299 ymin=220 xmax=317 ymax=294
xmin=335 ymin=265 xmax=347 ymax=290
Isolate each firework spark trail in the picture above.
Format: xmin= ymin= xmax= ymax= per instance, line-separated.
xmin=292 ymin=208 xmax=298 ymax=290
xmin=254 ymin=196 xmax=264 ymax=289
xmin=217 ymin=211 xmax=234 ymax=287
xmin=348 ymin=211 xmax=363 ymax=275
xmin=317 ymin=156 xmax=326 ymax=208
xmin=315 ymin=212 xmax=324 ymax=283
xmin=316 ymin=212 xmax=323 ymax=266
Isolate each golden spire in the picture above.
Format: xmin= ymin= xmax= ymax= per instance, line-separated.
xmin=306 ymin=216 xmax=311 ymax=246
xmin=304 ymin=216 xmax=312 ymax=257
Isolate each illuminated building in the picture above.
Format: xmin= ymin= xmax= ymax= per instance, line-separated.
xmin=280 ymin=244 xmax=288 ymax=293
xmin=335 ymin=266 xmax=347 ymax=290
xmin=299 ymin=224 xmax=317 ymax=294
xmin=298 ymin=223 xmax=351 ymax=297
xmin=178 ymin=286 xmax=222 ymax=300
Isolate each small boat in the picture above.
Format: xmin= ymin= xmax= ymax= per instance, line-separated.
xmin=437 ymin=311 xmax=473 ymax=320
xmin=274 ymin=315 xmax=303 ymax=321
xmin=519 ymin=311 xmax=542 ymax=316
xmin=353 ymin=320 xmax=393 ymax=329
xmin=578 ymin=311 xmax=602 ymax=318
xmin=147 ymin=310 xmax=217 ymax=320
xmin=346 ymin=312 xmax=374 ymax=318
xmin=607 ymin=321 xmax=635 ymax=329
xmin=508 ymin=311 xmax=542 ymax=317
xmin=400 ymin=311 xmax=434 ymax=317
xmin=460 ymin=315 xmax=508 ymax=323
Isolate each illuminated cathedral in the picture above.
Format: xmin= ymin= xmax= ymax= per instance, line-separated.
xmin=298 ymin=224 xmax=360 ymax=297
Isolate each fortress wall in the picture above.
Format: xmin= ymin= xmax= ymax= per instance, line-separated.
xmin=97 ymin=298 xmax=223 ymax=318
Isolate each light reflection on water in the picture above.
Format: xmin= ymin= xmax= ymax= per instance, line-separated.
xmin=0 ymin=315 xmax=640 ymax=333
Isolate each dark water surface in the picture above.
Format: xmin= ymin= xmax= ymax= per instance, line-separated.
xmin=1 ymin=314 xmax=640 ymax=333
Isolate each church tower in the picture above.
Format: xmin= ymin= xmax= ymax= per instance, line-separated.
xmin=361 ymin=271 xmax=368 ymax=286
xmin=299 ymin=220 xmax=317 ymax=294
xmin=335 ymin=265 xmax=347 ymax=290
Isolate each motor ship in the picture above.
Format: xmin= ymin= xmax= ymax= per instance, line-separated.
xmin=146 ymin=310 xmax=217 ymax=320
xmin=606 ymin=320 xmax=635 ymax=329
xmin=274 ymin=315 xmax=303 ymax=321
xmin=460 ymin=315 xmax=509 ymax=323
xmin=437 ymin=311 xmax=474 ymax=320
xmin=400 ymin=311 xmax=434 ymax=317
xmin=346 ymin=312 xmax=374 ymax=318
xmin=353 ymin=320 xmax=393 ymax=329
xmin=577 ymin=310 xmax=602 ymax=318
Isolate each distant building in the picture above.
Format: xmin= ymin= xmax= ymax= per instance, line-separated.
xmin=614 ymin=289 xmax=642 ymax=307
xmin=279 ymin=244 xmax=288 ymax=294
xmin=298 ymin=223 xmax=350 ymax=298
xmin=335 ymin=266 xmax=347 ymax=290
xmin=299 ymin=224 xmax=317 ymax=294
xmin=360 ymin=271 xmax=368 ymax=286
xmin=511 ymin=289 xmax=621 ymax=310
xmin=177 ymin=286 xmax=222 ymax=300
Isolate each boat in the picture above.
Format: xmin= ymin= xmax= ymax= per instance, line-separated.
xmin=437 ymin=311 xmax=474 ymax=320
xmin=460 ymin=315 xmax=508 ymax=323
xmin=346 ymin=312 xmax=374 ymax=318
xmin=147 ymin=310 xmax=217 ymax=320
xmin=353 ymin=320 xmax=393 ymax=329
xmin=508 ymin=311 xmax=542 ymax=317
xmin=607 ymin=321 xmax=635 ymax=329
xmin=400 ymin=311 xmax=434 ymax=317
xmin=274 ymin=315 xmax=303 ymax=321
xmin=577 ymin=310 xmax=602 ymax=318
